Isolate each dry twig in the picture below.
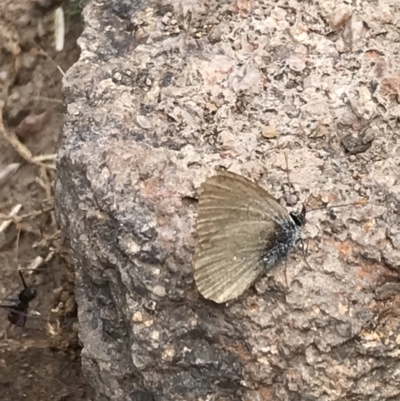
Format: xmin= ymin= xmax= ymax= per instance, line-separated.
xmin=0 ymin=163 xmax=20 ymax=185
xmin=0 ymin=204 xmax=22 ymax=232
xmin=0 ymin=206 xmax=54 ymax=223
xmin=0 ymin=120 xmax=57 ymax=170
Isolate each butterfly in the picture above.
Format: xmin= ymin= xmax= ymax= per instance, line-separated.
xmin=193 ymin=170 xmax=305 ymax=303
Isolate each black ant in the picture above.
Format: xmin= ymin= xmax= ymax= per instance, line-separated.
xmin=0 ymin=270 xmax=37 ymax=328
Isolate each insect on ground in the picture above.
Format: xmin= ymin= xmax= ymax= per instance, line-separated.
xmin=0 ymin=268 xmax=40 ymax=339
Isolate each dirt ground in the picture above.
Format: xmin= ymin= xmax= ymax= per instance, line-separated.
xmin=0 ymin=1 xmax=93 ymax=400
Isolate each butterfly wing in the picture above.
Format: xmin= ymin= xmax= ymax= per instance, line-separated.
xmin=193 ymin=170 xmax=291 ymax=303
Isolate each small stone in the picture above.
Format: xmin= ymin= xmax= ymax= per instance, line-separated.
xmin=311 ymin=123 xmax=328 ymax=138
xmin=330 ymin=6 xmax=352 ymax=30
xmin=206 ymin=102 xmax=218 ymax=112
xmin=152 ymin=285 xmax=166 ymax=297
xmin=376 ymin=5 xmax=394 ymax=24
xmin=21 ymin=52 xmax=36 ymax=69
xmin=343 ymin=14 xmax=365 ymax=47
xmin=341 ymin=132 xmax=373 ymax=154
xmin=125 ymin=239 xmax=140 ymax=255
xmin=0 ymin=70 xmax=8 ymax=82
xmin=161 ymin=15 xmax=169 ymax=25
xmin=261 ymin=126 xmax=278 ymax=139
xmin=136 ymin=115 xmax=152 ymax=129
xmin=362 ymin=128 xmax=376 ymax=144
xmin=208 ymin=24 xmax=222 ymax=44
xmin=321 ymin=195 xmax=329 ymax=204
xmin=162 ymin=344 xmax=175 ymax=361
xmin=15 ymin=112 xmax=50 ymax=142
xmin=132 ymin=312 xmax=143 ymax=322
xmin=338 ymin=302 xmax=348 ymax=315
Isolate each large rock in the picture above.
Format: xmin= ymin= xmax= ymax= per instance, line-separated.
xmin=55 ymin=0 xmax=400 ymax=400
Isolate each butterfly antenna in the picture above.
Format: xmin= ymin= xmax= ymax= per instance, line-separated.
xmin=14 ymin=227 xmax=29 ymax=289
xmin=18 ymin=269 xmax=28 ymax=290
xmin=16 ymin=226 xmax=21 ymax=266
xmin=307 ymin=198 xmax=368 ymax=212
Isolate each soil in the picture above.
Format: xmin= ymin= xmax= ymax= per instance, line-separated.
xmin=0 ymin=1 xmax=93 ymax=400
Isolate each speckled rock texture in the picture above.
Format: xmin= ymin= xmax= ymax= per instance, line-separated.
xmin=55 ymin=0 xmax=400 ymax=400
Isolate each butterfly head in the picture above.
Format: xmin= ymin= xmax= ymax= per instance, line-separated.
xmin=289 ymin=205 xmax=306 ymax=227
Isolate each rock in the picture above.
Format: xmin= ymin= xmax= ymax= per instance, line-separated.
xmin=55 ymin=0 xmax=400 ymax=400
xmin=341 ymin=131 xmax=374 ymax=154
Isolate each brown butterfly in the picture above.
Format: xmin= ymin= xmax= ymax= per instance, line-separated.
xmin=193 ymin=170 xmax=305 ymax=303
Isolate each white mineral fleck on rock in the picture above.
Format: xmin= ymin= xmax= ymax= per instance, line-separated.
xmin=152 ymin=285 xmax=166 ymax=297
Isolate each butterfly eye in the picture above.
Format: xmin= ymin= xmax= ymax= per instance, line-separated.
xmin=290 ymin=205 xmax=306 ymax=227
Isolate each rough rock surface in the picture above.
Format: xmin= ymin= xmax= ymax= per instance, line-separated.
xmin=55 ymin=0 xmax=400 ymax=400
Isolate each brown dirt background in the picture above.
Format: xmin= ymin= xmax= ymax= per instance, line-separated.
xmin=0 ymin=1 xmax=93 ymax=400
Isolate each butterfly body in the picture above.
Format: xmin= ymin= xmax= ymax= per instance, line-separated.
xmin=193 ymin=170 xmax=304 ymax=303
xmin=261 ymin=217 xmax=299 ymax=269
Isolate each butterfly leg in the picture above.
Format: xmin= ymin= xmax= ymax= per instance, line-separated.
xmin=296 ymin=237 xmax=312 ymax=270
xmin=283 ymin=258 xmax=289 ymax=288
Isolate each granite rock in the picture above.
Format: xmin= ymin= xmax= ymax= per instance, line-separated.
xmin=55 ymin=0 xmax=400 ymax=400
